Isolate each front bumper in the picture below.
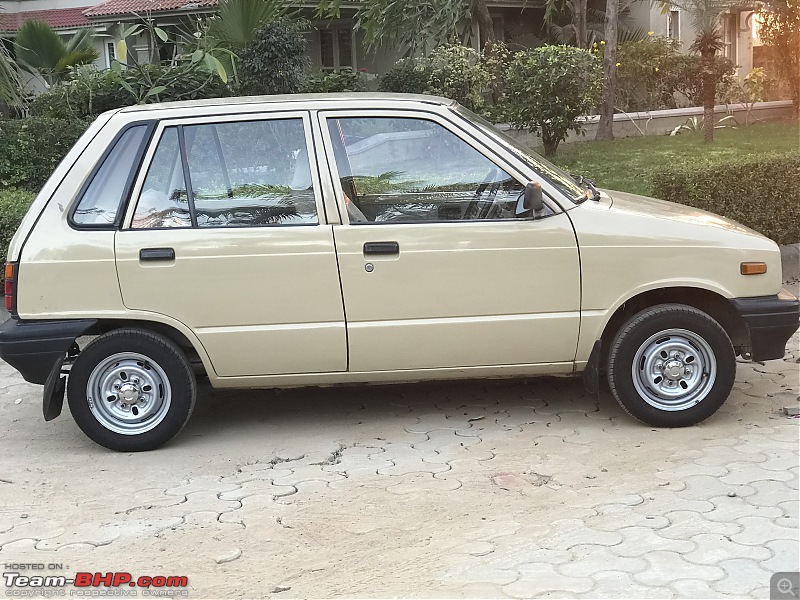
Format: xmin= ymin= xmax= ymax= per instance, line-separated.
xmin=730 ymin=291 xmax=799 ymax=361
xmin=0 ymin=318 xmax=97 ymax=384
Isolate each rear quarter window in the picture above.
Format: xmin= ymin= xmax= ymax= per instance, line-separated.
xmin=70 ymin=124 xmax=150 ymax=228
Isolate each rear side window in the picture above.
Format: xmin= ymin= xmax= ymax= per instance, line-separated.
xmin=131 ymin=118 xmax=317 ymax=229
xmin=71 ymin=125 xmax=149 ymax=227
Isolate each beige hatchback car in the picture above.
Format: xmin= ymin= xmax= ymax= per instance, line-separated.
xmin=1 ymin=93 xmax=797 ymax=451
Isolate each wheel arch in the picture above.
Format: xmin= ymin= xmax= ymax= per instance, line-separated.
xmin=599 ymin=287 xmax=749 ymax=361
xmin=86 ymin=318 xmax=214 ymax=378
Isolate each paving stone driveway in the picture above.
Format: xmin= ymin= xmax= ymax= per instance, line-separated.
xmin=1 ymin=333 xmax=798 ymax=599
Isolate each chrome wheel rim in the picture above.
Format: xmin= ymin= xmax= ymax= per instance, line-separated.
xmin=86 ymin=352 xmax=171 ymax=435
xmin=631 ymin=328 xmax=717 ymax=412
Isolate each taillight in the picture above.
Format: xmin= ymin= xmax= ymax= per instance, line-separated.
xmin=4 ymin=262 xmax=17 ymax=314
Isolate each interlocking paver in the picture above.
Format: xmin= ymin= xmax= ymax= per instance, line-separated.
xmin=730 ymin=516 xmax=799 ymax=545
xmin=0 ymin=326 xmax=797 ymax=597
xmin=711 ymin=558 xmax=775 ymax=595
xmin=502 ymin=562 xmax=594 ymax=597
xmin=634 ymin=550 xmax=725 ymax=586
xmin=762 ymin=538 xmax=800 ymax=572
xmin=611 ymin=526 xmax=695 ymax=557
xmin=683 ymin=533 xmax=772 ymax=564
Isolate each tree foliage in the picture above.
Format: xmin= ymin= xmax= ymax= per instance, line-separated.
xmin=208 ymin=0 xmax=293 ymax=49
xmin=14 ymin=21 xmax=98 ymax=85
xmin=238 ymin=22 xmax=307 ymax=95
xmin=378 ymin=44 xmax=489 ymax=111
xmin=0 ymin=39 xmax=24 ymax=109
xmin=505 ymin=45 xmax=602 ymax=155
xmin=659 ymin=0 xmax=732 ymax=142
xmin=316 ymin=0 xmax=495 ymax=55
xmin=113 ymin=21 xmax=231 ymax=103
xmin=756 ymin=0 xmax=800 ymax=117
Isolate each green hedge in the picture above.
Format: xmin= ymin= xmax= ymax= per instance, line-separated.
xmin=0 ymin=117 xmax=89 ymax=192
xmin=0 ymin=188 xmax=35 ymax=260
xmin=650 ymin=153 xmax=800 ymax=245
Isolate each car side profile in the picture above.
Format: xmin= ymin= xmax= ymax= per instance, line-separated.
xmin=1 ymin=93 xmax=797 ymax=451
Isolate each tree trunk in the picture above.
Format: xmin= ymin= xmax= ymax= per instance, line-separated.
xmin=573 ymin=0 xmax=588 ymax=48
xmin=701 ymin=48 xmax=715 ymax=143
xmin=595 ymin=0 xmax=619 ymax=140
xmin=542 ymin=129 xmax=559 ymax=156
xmin=472 ymin=0 xmax=496 ymax=49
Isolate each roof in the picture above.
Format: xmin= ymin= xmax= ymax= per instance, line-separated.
xmin=83 ymin=0 xmax=218 ymax=18
xmin=0 ymin=7 xmax=93 ymax=32
xmin=81 ymin=0 xmax=528 ymax=19
xmin=117 ymin=92 xmax=456 ymax=113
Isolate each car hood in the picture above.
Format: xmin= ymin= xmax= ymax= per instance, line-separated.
xmin=601 ymin=189 xmax=759 ymax=238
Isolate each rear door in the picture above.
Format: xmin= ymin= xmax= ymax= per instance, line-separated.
xmin=115 ymin=112 xmax=347 ymax=377
xmin=318 ymin=110 xmax=581 ymax=372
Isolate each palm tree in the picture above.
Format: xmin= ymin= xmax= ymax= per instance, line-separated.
xmin=209 ymin=0 xmax=292 ymax=48
xmin=663 ymin=0 xmax=730 ymax=142
xmin=595 ymin=0 xmax=619 ymax=140
xmin=1 ymin=38 xmax=24 ymax=108
xmin=316 ymin=0 xmax=495 ymax=56
xmin=14 ymin=21 xmax=98 ymax=86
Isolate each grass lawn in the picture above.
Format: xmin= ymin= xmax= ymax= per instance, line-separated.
xmin=548 ymin=119 xmax=800 ymax=196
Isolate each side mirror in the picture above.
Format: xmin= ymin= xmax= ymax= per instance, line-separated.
xmin=516 ymin=182 xmax=544 ymax=216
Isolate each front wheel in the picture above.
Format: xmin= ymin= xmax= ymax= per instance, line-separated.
xmin=607 ymin=304 xmax=736 ymax=427
xmin=67 ymin=329 xmax=197 ymax=451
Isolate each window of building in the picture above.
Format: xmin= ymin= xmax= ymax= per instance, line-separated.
xmin=319 ymin=27 xmax=355 ymax=70
xmin=106 ymin=41 xmax=116 ymax=68
xmin=668 ymin=10 xmax=680 ymax=40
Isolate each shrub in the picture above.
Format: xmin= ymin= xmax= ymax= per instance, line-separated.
xmin=31 ymin=64 xmax=230 ymax=120
xmin=669 ymin=54 xmax=737 ymax=107
xmin=239 ymin=22 xmax=308 ymax=95
xmin=613 ymin=37 xmax=737 ymax=112
xmin=425 ymin=44 xmax=489 ymax=111
xmin=0 ymin=117 xmax=88 ymax=192
xmin=301 ymin=68 xmax=367 ymax=93
xmin=379 ymin=44 xmax=490 ymax=111
xmin=505 ymin=45 xmax=602 ymax=156
xmin=650 ymin=153 xmax=800 ymax=245
xmin=378 ymin=58 xmax=433 ymax=94
xmin=0 ymin=187 xmax=35 ymax=260
xmin=482 ymin=40 xmax=514 ymax=115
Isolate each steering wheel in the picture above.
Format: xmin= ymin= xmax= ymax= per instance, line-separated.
xmin=464 ymin=166 xmax=503 ymax=220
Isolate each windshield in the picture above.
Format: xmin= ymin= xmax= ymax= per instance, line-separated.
xmin=452 ymin=105 xmax=586 ymax=204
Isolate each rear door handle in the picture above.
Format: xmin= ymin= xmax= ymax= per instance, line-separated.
xmin=139 ymin=248 xmax=175 ymax=262
xmin=363 ymin=242 xmax=399 ymax=256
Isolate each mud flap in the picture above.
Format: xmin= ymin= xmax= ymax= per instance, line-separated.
xmin=582 ymin=341 xmax=601 ymax=398
xmin=42 ymin=355 xmax=66 ymax=421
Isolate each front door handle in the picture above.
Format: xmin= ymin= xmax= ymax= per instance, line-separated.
xmin=139 ymin=248 xmax=175 ymax=262
xmin=363 ymin=242 xmax=399 ymax=256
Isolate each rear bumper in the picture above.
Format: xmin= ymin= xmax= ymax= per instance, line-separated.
xmin=730 ymin=291 xmax=799 ymax=361
xmin=0 ymin=318 xmax=97 ymax=384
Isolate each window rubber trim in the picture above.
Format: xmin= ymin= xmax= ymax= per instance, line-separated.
xmin=176 ymin=125 xmax=199 ymax=228
xmin=67 ymin=120 xmax=157 ymax=231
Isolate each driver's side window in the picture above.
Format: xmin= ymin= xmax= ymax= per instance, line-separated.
xmin=326 ymin=116 xmax=525 ymax=224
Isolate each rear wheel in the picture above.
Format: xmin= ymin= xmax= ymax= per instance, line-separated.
xmin=607 ymin=304 xmax=736 ymax=427
xmin=67 ymin=329 xmax=196 ymax=451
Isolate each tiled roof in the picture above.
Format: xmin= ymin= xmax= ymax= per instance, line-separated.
xmin=81 ymin=0 xmax=526 ymax=19
xmin=83 ymin=0 xmax=218 ymax=18
xmin=0 ymin=7 xmax=94 ymax=32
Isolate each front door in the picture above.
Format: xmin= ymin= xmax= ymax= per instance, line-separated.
xmin=115 ymin=113 xmax=347 ymax=377
xmin=319 ymin=112 xmax=581 ymax=372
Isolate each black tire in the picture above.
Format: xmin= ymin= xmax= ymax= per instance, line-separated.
xmin=67 ymin=329 xmax=197 ymax=451
xmin=607 ymin=304 xmax=736 ymax=427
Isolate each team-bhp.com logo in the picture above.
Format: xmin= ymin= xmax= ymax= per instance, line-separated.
xmin=4 ymin=566 xmax=189 ymax=597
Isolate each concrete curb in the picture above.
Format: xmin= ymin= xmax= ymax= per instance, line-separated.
xmin=780 ymin=243 xmax=799 ymax=289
